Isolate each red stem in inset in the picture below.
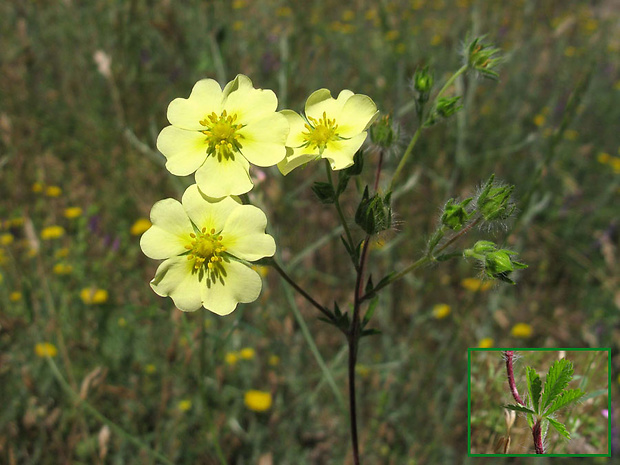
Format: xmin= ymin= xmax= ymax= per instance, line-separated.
xmin=533 ymin=420 xmax=545 ymax=454
xmin=504 ymin=351 xmax=524 ymax=406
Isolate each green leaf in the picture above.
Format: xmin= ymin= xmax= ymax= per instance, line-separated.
xmin=362 ymin=296 xmax=378 ymax=328
xmin=526 ymin=366 xmax=542 ymax=414
xmin=526 ymin=413 xmax=534 ymax=429
xmin=503 ymin=404 xmax=536 ymax=415
xmin=547 ymin=417 xmax=571 ymax=440
xmin=361 ymin=328 xmax=381 ymax=338
xmin=544 ymin=389 xmax=585 ymax=416
xmin=311 ymin=182 xmax=336 ymax=204
xmin=541 ymin=359 xmax=574 ymax=410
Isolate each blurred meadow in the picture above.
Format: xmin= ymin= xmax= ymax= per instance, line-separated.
xmin=1 ymin=0 xmax=619 ymax=464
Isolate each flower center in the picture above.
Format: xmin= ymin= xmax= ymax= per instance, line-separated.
xmin=185 ymin=227 xmax=226 ymax=272
xmin=200 ymin=110 xmax=244 ymax=161
xmin=302 ymin=112 xmax=339 ymax=153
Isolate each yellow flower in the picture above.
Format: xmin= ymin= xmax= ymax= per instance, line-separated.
xmin=45 ymin=185 xmax=62 ymax=197
xmin=53 ymin=263 xmax=73 ymax=275
xmin=157 ymin=75 xmax=289 ymax=198
xmin=478 ymin=337 xmax=494 ymax=348
xmin=268 ymin=355 xmax=280 ymax=366
xmin=356 ymin=364 xmax=371 ymax=377
xmin=130 ymin=218 xmax=151 ymax=236
xmin=564 ymin=129 xmax=578 ymax=141
xmin=597 ymin=152 xmax=611 ymax=164
xmin=178 ymin=399 xmax=192 ymax=412
xmin=55 ymin=248 xmax=70 ymax=258
xmin=461 ymin=278 xmax=493 ymax=292
xmin=533 ymin=114 xmax=546 ymax=127
xmin=432 ymin=303 xmax=451 ymax=319
xmin=610 ymin=157 xmax=620 ymax=174
xmin=118 ymin=317 xmax=127 ymax=327
xmin=239 ymin=347 xmax=255 ymax=360
xmin=0 ymin=233 xmax=14 ymax=246
xmin=244 ymin=390 xmax=272 ymax=412
xmin=35 ymin=342 xmax=58 ymax=358
xmin=145 ymin=364 xmax=157 ymax=374
xmin=510 ymin=323 xmax=533 ymax=338
xmin=64 ymin=207 xmax=83 ymax=219
xmin=41 ymin=226 xmax=65 ymax=240
xmin=140 ymin=185 xmax=276 ymax=315
xmin=232 ymin=20 xmax=244 ymax=31
xmin=32 ymin=182 xmax=44 ymax=193
xmin=80 ymin=288 xmax=109 ymax=305
xmin=9 ymin=291 xmax=22 ymax=302
xmin=278 ymin=89 xmax=378 ymax=175
xmin=225 ymin=352 xmax=239 ymax=366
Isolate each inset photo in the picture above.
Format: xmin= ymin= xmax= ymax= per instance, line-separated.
xmin=468 ymin=349 xmax=610 ymax=457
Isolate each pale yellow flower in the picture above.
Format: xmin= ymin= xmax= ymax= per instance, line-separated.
xmin=156 ymin=75 xmax=289 ymax=198
xmin=278 ymin=89 xmax=378 ymax=174
xmin=0 ymin=233 xmax=14 ymax=246
xmin=178 ymin=399 xmax=192 ymax=412
xmin=35 ymin=342 xmax=58 ymax=358
xmin=41 ymin=226 xmax=65 ymax=240
xmin=432 ymin=303 xmax=451 ymax=319
xmin=130 ymin=218 xmax=151 ymax=236
xmin=140 ymin=185 xmax=276 ymax=315
xmin=53 ymin=263 xmax=73 ymax=275
xmin=64 ymin=207 xmax=83 ymax=219
xmin=239 ymin=347 xmax=255 ymax=360
xmin=80 ymin=288 xmax=109 ymax=305
xmin=244 ymin=390 xmax=272 ymax=412
xmin=597 ymin=152 xmax=611 ymax=164
xmin=55 ymin=248 xmax=70 ymax=259
xmin=225 ymin=352 xmax=239 ymax=366
xmin=32 ymin=182 xmax=43 ymax=193
xmin=510 ymin=323 xmax=533 ymax=338
xmin=478 ymin=337 xmax=494 ymax=348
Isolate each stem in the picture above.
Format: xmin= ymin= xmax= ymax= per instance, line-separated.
xmin=374 ymin=149 xmax=384 ymax=192
xmin=325 ymin=160 xmax=356 ymax=262
xmin=533 ymin=420 xmax=545 ymax=454
xmin=268 ymin=258 xmax=333 ymax=321
xmin=45 ymin=356 xmax=174 ymax=465
xmin=504 ymin=351 xmax=525 ymax=406
xmin=435 ymin=64 xmax=468 ymax=101
xmin=389 ymin=126 xmax=421 ymax=190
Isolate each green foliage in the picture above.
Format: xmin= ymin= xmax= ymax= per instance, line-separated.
xmin=504 ymin=404 xmax=536 ymax=415
xmin=547 ymin=417 xmax=571 ymax=440
xmin=526 ymin=366 xmax=542 ymax=414
xmin=541 ymin=359 xmax=575 ymax=411
xmin=545 ymin=388 xmax=586 ymax=417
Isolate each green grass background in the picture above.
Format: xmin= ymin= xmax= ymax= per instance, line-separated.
xmin=1 ymin=0 xmax=619 ymax=463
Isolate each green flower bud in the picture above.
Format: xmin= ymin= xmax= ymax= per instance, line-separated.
xmin=355 ymin=186 xmax=392 ymax=235
xmin=476 ymin=175 xmax=515 ymax=221
xmin=311 ymin=181 xmax=336 ymax=204
xmin=484 ymin=249 xmax=528 ymax=284
xmin=370 ymin=115 xmax=397 ymax=149
xmin=424 ymin=97 xmax=463 ymax=127
xmin=441 ymin=197 xmax=473 ymax=231
xmin=413 ymin=66 xmax=434 ymax=101
xmin=463 ymin=35 xmax=503 ymax=80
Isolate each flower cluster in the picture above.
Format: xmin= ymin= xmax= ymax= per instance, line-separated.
xmin=142 ymin=75 xmax=377 ymax=315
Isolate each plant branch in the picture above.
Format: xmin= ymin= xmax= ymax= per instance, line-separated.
xmin=325 ymin=160 xmax=356 ymax=263
xmin=504 ymin=351 xmax=525 ymax=406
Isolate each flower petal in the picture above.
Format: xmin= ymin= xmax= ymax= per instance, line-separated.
xmin=322 ymin=132 xmax=368 ymax=170
xmin=277 ymin=149 xmax=317 ymax=175
xmin=182 ymin=185 xmax=241 ymax=233
xmin=195 ymin=154 xmax=253 ymax=198
xmin=150 ymin=256 xmax=204 ymax=312
xmin=221 ymin=205 xmax=276 ymax=261
xmin=238 ymin=112 xmax=289 ymax=166
xmin=225 ymin=87 xmax=279 ymax=124
xmin=337 ymin=94 xmax=379 ymax=137
xmin=157 ymin=126 xmax=208 ymax=176
xmin=140 ymin=199 xmax=192 ymax=259
xmin=200 ymin=259 xmax=262 ymax=315
xmin=167 ymin=79 xmax=223 ymax=130
xmin=282 ymin=110 xmax=308 ymax=148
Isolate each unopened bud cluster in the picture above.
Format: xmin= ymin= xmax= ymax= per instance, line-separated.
xmin=355 ymin=186 xmax=392 ymax=235
xmin=476 ymin=174 xmax=515 ymax=221
xmin=464 ymin=241 xmax=527 ymax=284
xmin=464 ymin=36 xmax=503 ymax=80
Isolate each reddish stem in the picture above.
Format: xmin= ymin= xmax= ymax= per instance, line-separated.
xmin=504 ymin=351 xmax=524 ymax=406
xmin=533 ymin=420 xmax=545 ymax=454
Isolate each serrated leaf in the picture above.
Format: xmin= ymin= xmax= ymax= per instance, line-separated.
xmin=541 ymin=359 xmax=574 ymax=410
xmin=544 ymin=388 xmax=585 ymax=416
xmin=547 ymin=417 xmax=571 ymax=440
xmin=503 ymin=404 xmax=536 ymax=415
xmin=526 ymin=366 xmax=542 ymax=414
xmin=526 ymin=413 xmax=534 ymax=429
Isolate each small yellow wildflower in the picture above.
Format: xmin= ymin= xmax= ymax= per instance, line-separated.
xmin=130 ymin=218 xmax=151 ymax=236
xmin=9 ymin=218 xmax=23 ymax=228
xmin=432 ymin=303 xmax=451 ymax=319
xmin=225 ymin=352 xmax=239 ymax=366
xmin=35 ymin=342 xmax=58 ymax=358
xmin=41 ymin=226 xmax=65 ymax=240
xmin=232 ymin=0 xmax=246 ymax=8
xmin=178 ymin=399 xmax=192 ymax=412
xmin=9 ymin=291 xmax=22 ymax=302
xmin=268 ymin=355 xmax=280 ymax=367
xmin=610 ymin=157 xmax=620 ymax=174
xmin=533 ymin=114 xmax=546 ymax=127
xmin=118 ymin=317 xmax=127 ymax=327
xmin=597 ymin=152 xmax=611 ymax=164
xmin=232 ymin=20 xmax=244 ymax=31
xmin=244 ymin=390 xmax=272 ymax=412
xmin=478 ymin=337 xmax=494 ymax=348
xmin=364 ymin=8 xmax=377 ymax=20
xmin=0 ymin=233 xmax=14 ymax=246
xmin=564 ymin=129 xmax=578 ymax=141
xmin=356 ymin=364 xmax=371 ymax=378
xmin=145 ymin=364 xmax=157 ymax=374
xmin=32 ymin=182 xmax=44 ymax=193
xmin=430 ymin=34 xmax=442 ymax=46
xmin=584 ymin=18 xmax=598 ymax=32
xmin=55 ymin=248 xmax=70 ymax=259
xmin=80 ymin=288 xmax=109 ymax=305
xmin=510 ymin=323 xmax=533 ymax=338
xmin=461 ymin=278 xmax=493 ymax=292
xmin=53 ymin=263 xmax=73 ymax=275
xmin=239 ymin=347 xmax=255 ymax=360
xmin=45 ymin=186 xmax=62 ymax=197
xmin=64 ymin=207 xmax=83 ymax=219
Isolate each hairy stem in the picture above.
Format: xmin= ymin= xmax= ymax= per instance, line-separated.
xmin=533 ymin=420 xmax=545 ymax=454
xmin=325 ymin=160 xmax=356 ymax=266
xmin=504 ymin=351 xmax=525 ymax=406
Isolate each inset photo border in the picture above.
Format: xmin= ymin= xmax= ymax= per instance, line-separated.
xmin=468 ymin=348 xmax=610 ymax=457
